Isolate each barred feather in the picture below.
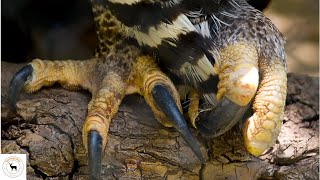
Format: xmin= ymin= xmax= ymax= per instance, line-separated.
xmin=90 ymin=0 xmax=285 ymax=106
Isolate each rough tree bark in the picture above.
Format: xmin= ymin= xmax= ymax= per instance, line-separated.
xmin=1 ymin=61 xmax=319 ymax=180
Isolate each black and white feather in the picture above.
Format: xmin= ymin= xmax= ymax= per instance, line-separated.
xmin=91 ymin=0 xmax=285 ymax=106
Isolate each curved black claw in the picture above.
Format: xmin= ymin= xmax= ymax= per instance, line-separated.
xmin=152 ymin=84 xmax=206 ymax=163
xmin=88 ymin=130 xmax=103 ymax=180
xmin=8 ymin=65 xmax=33 ymax=110
xmin=197 ymin=97 xmax=250 ymax=138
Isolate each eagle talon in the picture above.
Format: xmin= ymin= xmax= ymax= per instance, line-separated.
xmin=88 ymin=130 xmax=103 ymax=180
xmin=8 ymin=64 xmax=33 ymax=110
xmin=197 ymin=97 xmax=250 ymax=138
xmin=151 ymin=84 xmax=206 ymax=163
xmin=6 ymin=0 xmax=288 ymax=177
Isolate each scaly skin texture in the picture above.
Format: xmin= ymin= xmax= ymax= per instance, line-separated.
xmin=215 ymin=42 xmax=259 ymax=106
xmin=243 ymin=58 xmax=287 ymax=156
xmin=23 ymin=52 xmax=183 ymax=158
xmin=188 ymin=41 xmax=286 ymax=156
xmin=130 ymin=56 xmax=183 ymax=127
xmin=24 ymin=59 xmax=98 ymax=93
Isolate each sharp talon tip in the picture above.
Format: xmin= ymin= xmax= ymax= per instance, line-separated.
xmin=88 ymin=130 xmax=103 ymax=179
xmin=8 ymin=65 xmax=33 ymax=111
xmin=152 ymin=84 xmax=205 ymax=162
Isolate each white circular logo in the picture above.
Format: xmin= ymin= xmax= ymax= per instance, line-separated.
xmin=2 ymin=156 xmax=24 ymax=178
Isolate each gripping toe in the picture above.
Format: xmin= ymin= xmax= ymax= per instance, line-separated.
xmin=8 ymin=65 xmax=33 ymax=110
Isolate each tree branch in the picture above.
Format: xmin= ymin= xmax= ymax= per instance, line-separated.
xmin=1 ymin=61 xmax=318 ymax=179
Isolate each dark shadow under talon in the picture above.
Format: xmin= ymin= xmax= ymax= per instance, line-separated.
xmin=8 ymin=64 xmax=33 ymax=110
xmin=88 ymin=130 xmax=103 ymax=180
xmin=197 ymin=97 xmax=250 ymax=138
xmin=152 ymin=84 xmax=206 ymax=163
